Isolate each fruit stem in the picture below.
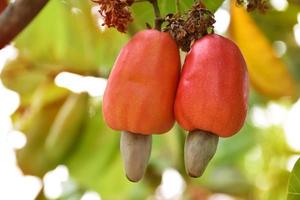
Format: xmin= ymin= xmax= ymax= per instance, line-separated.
xmin=185 ymin=130 xmax=219 ymax=178
xmin=120 ymin=131 xmax=152 ymax=182
xmin=149 ymin=0 xmax=162 ymax=31
xmin=135 ymin=0 xmax=162 ymax=31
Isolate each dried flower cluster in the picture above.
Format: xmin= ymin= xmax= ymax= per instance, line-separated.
xmin=236 ymin=0 xmax=269 ymax=13
xmin=93 ymin=0 xmax=134 ymax=32
xmin=164 ymin=3 xmax=215 ymax=52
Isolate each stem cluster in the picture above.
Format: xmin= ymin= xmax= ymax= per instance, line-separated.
xmin=164 ymin=2 xmax=215 ymax=52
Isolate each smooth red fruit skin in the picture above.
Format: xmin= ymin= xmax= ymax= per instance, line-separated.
xmin=174 ymin=34 xmax=248 ymax=138
xmin=103 ymin=30 xmax=180 ymax=135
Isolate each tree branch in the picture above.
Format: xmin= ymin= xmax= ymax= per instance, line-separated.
xmin=0 ymin=0 xmax=49 ymax=49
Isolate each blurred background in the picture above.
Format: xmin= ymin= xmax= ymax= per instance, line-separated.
xmin=0 ymin=0 xmax=300 ymax=199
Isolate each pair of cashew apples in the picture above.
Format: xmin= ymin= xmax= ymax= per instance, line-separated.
xmin=103 ymin=29 xmax=248 ymax=182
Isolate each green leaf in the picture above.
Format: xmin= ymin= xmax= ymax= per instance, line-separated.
xmin=287 ymin=158 xmax=300 ymax=200
xmin=203 ymin=0 xmax=226 ymax=12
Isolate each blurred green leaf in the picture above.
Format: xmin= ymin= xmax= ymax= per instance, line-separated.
xmin=287 ymin=158 xmax=300 ymax=200
xmin=66 ymin=101 xmax=141 ymax=199
xmin=45 ymin=93 xmax=89 ymax=163
xmin=14 ymin=1 xmax=128 ymax=74
xmin=0 ymin=56 xmax=47 ymax=106
xmin=16 ymin=83 xmax=69 ymax=177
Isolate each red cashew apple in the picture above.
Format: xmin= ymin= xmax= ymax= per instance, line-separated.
xmin=174 ymin=34 xmax=249 ymax=177
xmin=103 ymin=29 xmax=180 ymax=182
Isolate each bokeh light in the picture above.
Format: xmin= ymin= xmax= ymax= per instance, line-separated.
xmin=55 ymin=72 xmax=107 ymax=97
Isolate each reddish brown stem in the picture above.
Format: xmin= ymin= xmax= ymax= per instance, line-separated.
xmin=0 ymin=0 xmax=7 ymax=14
xmin=0 ymin=0 xmax=49 ymax=49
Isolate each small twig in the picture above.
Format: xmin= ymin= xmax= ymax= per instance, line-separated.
xmin=0 ymin=0 xmax=49 ymax=49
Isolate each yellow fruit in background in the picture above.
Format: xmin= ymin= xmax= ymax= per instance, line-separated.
xmin=230 ymin=1 xmax=297 ymax=99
